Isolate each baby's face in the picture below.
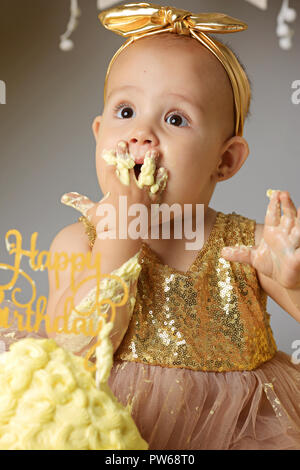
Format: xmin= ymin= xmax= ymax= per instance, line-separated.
xmin=93 ymin=34 xmax=235 ymax=211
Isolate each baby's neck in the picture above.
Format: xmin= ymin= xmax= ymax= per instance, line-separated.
xmin=144 ymin=205 xmax=217 ymax=258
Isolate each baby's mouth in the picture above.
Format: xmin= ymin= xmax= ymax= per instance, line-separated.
xmin=133 ymin=162 xmax=162 ymax=182
xmin=134 ymin=163 xmax=143 ymax=180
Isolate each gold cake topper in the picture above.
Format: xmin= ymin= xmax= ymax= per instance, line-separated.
xmin=0 ymin=229 xmax=129 ymax=372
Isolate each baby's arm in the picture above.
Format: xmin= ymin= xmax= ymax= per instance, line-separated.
xmin=46 ymin=221 xmax=141 ymax=355
xmin=254 ymin=222 xmax=300 ymax=322
xmin=46 ymin=222 xmax=90 ymax=330
xmin=47 ymin=140 xmax=167 ymax=354
xmin=221 ymin=190 xmax=300 ymax=323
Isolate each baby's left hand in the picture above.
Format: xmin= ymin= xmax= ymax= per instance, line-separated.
xmin=221 ymin=190 xmax=300 ymax=290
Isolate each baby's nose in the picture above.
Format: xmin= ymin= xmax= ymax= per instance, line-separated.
xmin=130 ymin=140 xmax=151 ymax=156
xmin=129 ymin=128 xmax=159 ymax=159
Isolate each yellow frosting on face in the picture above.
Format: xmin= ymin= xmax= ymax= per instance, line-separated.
xmin=101 ymin=148 xmax=168 ymax=194
xmin=135 ymin=153 xmax=156 ymax=190
xmin=0 ymin=337 xmax=148 ymax=450
xmin=135 ymin=155 xmax=169 ymax=195
xmin=101 ymin=149 xmax=135 ymax=186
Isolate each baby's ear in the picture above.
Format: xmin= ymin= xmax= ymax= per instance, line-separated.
xmin=92 ymin=115 xmax=102 ymax=142
xmin=217 ymin=136 xmax=249 ymax=181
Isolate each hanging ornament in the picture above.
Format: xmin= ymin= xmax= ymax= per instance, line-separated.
xmin=58 ymin=1 xmax=298 ymax=52
xmin=59 ymin=0 xmax=81 ymax=51
xmin=276 ymin=0 xmax=297 ymax=50
xmin=97 ymin=0 xmax=121 ymax=9
xmin=59 ymin=0 xmax=120 ymax=51
xmin=245 ymin=0 xmax=268 ymax=9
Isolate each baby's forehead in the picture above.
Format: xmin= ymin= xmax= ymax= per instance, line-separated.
xmin=107 ymin=33 xmax=231 ymax=100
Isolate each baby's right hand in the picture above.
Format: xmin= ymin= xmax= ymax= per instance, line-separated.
xmin=60 ymin=191 xmax=110 ymax=229
xmin=61 ymin=140 xmax=168 ymax=231
xmin=101 ymin=140 xmax=168 ymax=209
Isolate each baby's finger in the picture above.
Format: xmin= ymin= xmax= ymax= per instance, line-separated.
xmin=280 ymin=191 xmax=297 ymax=218
xmin=136 ymin=150 xmax=159 ymax=189
xmin=101 ymin=145 xmax=133 ymax=186
xmin=115 ymin=141 xmax=135 ymax=186
xmin=289 ymin=208 xmax=300 ymax=247
xmin=289 ymin=225 xmax=300 ymax=249
xmin=221 ymin=245 xmax=253 ymax=265
xmin=148 ymin=167 xmax=168 ymax=203
xmin=265 ymin=190 xmax=281 ymax=226
xmin=151 ymin=167 xmax=168 ymax=197
xmin=98 ymin=191 xmax=111 ymax=203
xmin=101 ymin=148 xmax=117 ymax=166
xmin=279 ymin=191 xmax=297 ymax=233
xmin=155 ymin=167 xmax=168 ymax=193
xmin=61 ymin=192 xmax=95 ymax=217
xmin=138 ymin=150 xmax=157 ymax=186
xmin=116 ymin=140 xmax=130 ymax=160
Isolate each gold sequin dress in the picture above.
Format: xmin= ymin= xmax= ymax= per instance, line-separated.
xmin=1 ymin=211 xmax=300 ymax=449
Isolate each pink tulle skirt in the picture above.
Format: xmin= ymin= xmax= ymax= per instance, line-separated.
xmin=1 ymin=300 xmax=300 ymax=450
xmin=108 ymin=353 xmax=300 ymax=450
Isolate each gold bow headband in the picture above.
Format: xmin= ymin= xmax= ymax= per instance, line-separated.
xmin=98 ymin=2 xmax=251 ymax=136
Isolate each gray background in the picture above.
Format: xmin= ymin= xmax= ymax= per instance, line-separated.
xmin=0 ymin=0 xmax=299 ymax=353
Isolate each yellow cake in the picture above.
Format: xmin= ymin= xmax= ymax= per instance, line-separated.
xmin=0 ymin=334 xmax=148 ymax=450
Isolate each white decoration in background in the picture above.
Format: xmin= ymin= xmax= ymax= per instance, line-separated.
xmin=59 ymin=0 xmax=120 ymax=51
xmin=97 ymin=0 xmax=121 ymax=9
xmin=59 ymin=0 xmax=81 ymax=51
xmin=245 ymin=0 xmax=268 ymax=10
xmin=276 ymin=0 xmax=297 ymax=50
xmin=59 ymin=0 xmax=298 ymax=52
xmin=0 ymin=80 xmax=6 ymax=104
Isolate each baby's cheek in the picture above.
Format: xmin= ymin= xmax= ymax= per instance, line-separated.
xmin=95 ymin=159 xmax=109 ymax=191
xmin=95 ymin=157 xmax=103 ymax=180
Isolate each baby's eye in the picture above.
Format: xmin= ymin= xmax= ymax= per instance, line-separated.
xmin=113 ymin=103 xmax=189 ymax=127
xmin=166 ymin=112 xmax=189 ymax=127
xmin=114 ymin=103 xmax=135 ymax=119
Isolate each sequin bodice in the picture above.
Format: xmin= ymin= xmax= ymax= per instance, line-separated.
xmin=79 ymin=211 xmax=277 ymax=372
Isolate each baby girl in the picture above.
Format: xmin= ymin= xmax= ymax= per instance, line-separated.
xmin=45 ymin=3 xmax=300 ymax=450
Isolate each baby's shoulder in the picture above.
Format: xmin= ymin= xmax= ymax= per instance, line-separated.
xmin=46 ymin=221 xmax=91 ymax=325
xmin=231 ymin=212 xmax=264 ymax=245
xmin=49 ymin=220 xmax=91 ymax=256
xmin=226 ymin=211 xmax=264 ymax=245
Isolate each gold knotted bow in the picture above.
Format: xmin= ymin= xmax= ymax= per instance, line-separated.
xmin=98 ymin=2 xmax=251 ymax=136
